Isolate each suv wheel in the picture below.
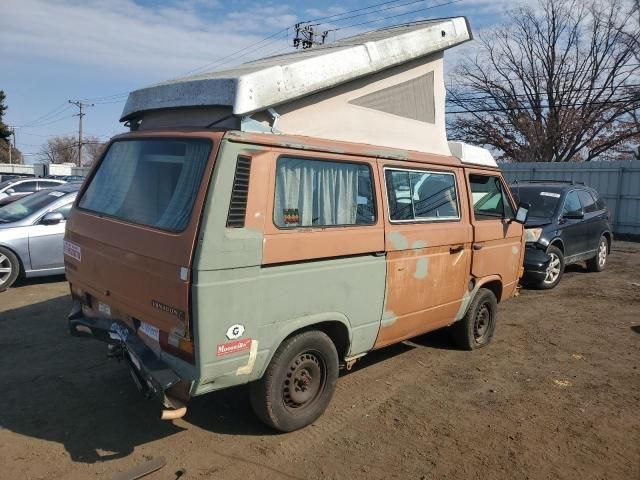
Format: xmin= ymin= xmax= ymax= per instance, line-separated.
xmin=537 ymin=245 xmax=564 ymax=289
xmin=249 ymin=330 xmax=339 ymax=432
xmin=0 ymin=247 xmax=20 ymax=291
xmin=586 ymin=235 xmax=608 ymax=272
xmin=451 ymin=288 xmax=498 ymax=350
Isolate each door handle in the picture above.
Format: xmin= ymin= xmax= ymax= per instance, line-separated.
xmin=373 ymin=251 xmax=386 ymax=257
xmin=449 ymin=245 xmax=464 ymax=254
xmin=473 ymin=243 xmax=484 ymax=251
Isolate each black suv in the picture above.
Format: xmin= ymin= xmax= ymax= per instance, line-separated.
xmin=510 ymin=181 xmax=612 ymax=289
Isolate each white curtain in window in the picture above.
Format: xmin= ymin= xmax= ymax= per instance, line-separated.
xmin=275 ymin=159 xmax=359 ymax=227
xmin=156 ymin=141 xmax=210 ymax=230
xmin=80 ymin=141 xmax=141 ymax=214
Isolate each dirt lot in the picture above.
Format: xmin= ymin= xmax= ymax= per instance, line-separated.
xmin=0 ymin=242 xmax=638 ymax=480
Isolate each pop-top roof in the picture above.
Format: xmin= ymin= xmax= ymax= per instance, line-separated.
xmin=448 ymin=141 xmax=498 ymax=167
xmin=121 ymin=17 xmax=472 ymax=121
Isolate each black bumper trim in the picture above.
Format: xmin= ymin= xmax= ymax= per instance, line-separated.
xmin=68 ymin=299 xmax=181 ymax=397
xmin=522 ymin=246 xmax=551 ymax=282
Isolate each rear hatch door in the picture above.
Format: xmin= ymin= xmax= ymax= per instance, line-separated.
xmin=64 ymin=131 xmax=222 ymax=339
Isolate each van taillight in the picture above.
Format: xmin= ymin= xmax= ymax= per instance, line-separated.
xmin=160 ymin=331 xmax=195 ymax=364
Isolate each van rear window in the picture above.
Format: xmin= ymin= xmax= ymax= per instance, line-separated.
xmin=78 ymin=138 xmax=212 ymax=232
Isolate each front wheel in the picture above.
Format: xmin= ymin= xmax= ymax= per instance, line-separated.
xmin=250 ymin=330 xmax=339 ymax=432
xmin=0 ymin=247 xmax=20 ymax=291
xmin=451 ymin=288 xmax=498 ymax=350
xmin=536 ymin=245 xmax=564 ymax=289
xmin=586 ymin=236 xmax=608 ymax=272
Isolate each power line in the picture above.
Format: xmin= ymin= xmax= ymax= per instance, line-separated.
xmin=446 ymin=96 xmax=638 ymax=114
xmin=19 ymin=0 xmax=463 ymax=131
xmin=178 ymin=28 xmax=291 ymax=79
xmin=23 ymin=114 xmax=76 ymax=128
xmin=446 ymin=83 xmax=640 ymax=103
xmin=308 ymin=0 xmax=441 ymax=27
xmin=326 ymin=0 xmax=464 ymax=34
xmin=17 ymin=102 xmax=69 ymax=128
xmin=302 ymin=0 xmax=410 ymax=24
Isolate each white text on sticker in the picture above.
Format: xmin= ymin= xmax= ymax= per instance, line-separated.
xmin=63 ymin=240 xmax=82 ymax=261
xmin=139 ymin=322 xmax=160 ymax=342
xmin=98 ymin=302 xmax=111 ymax=316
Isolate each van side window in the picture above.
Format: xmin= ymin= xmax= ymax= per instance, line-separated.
xmin=274 ymin=157 xmax=375 ymax=228
xmin=386 ymin=169 xmax=459 ymax=221
xmin=469 ymin=174 xmax=514 ymax=220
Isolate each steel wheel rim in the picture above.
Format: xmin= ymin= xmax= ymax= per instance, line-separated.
xmin=544 ymin=253 xmax=561 ymax=284
xmin=473 ymin=303 xmax=492 ymax=343
xmin=598 ymin=240 xmax=607 ymax=267
xmin=283 ymin=350 xmax=326 ymax=410
xmin=0 ymin=253 xmax=12 ymax=286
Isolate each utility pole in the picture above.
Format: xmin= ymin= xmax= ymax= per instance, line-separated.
xmin=6 ymin=126 xmax=16 ymax=165
xmin=69 ymin=100 xmax=94 ymax=167
xmin=293 ymin=23 xmax=329 ymax=49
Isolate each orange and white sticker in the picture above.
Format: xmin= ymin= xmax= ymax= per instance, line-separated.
xmin=217 ymin=338 xmax=252 ymax=357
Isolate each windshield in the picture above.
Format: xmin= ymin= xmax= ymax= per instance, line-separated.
xmin=0 ymin=190 xmax=66 ymax=223
xmin=78 ymin=138 xmax=212 ymax=232
xmin=511 ymin=187 xmax=561 ymax=218
xmin=0 ymin=179 xmax=15 ymax=190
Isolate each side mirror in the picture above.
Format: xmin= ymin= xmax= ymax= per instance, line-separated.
xmin=41 ymin=212 xmax=64 ymax=225
xmin=564 ymin=210 xmax=584 ymax=220
xmin=5 ymin=188 xmax=15 ymax=195
xmin=513 ymin=202 xmax=530 ymax=224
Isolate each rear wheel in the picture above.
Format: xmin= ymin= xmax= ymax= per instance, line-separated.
xmin=0 ymin=247 xmax=20 ymax=291
xmin=250 ymin=330 xmax=339 ymax=432
xmin=536 ymin=245 xmax=564 ymax=289
xmin=451 ymin=288 xmax=498 ymax=350
xmin=586 ymin=236 xmax=608 ymax=272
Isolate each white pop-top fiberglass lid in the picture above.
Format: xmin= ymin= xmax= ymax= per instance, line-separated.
xmin=121 ymin=17 xmax=472 ymax=121
xmin=448 ymin=141 xmax=498 ymax=167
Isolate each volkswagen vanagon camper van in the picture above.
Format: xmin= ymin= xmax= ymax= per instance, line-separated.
xmin=65 ymin=18 xmax=529 ymax=432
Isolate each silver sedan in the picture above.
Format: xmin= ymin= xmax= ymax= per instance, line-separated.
xmin=0 ymin=183 xmax=80 ymax=290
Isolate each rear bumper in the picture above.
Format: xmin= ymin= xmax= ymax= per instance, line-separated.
xmin=522 ymin=246 xmax=551 ymax=282
xmin=68 ymin=299 xmax=182 ymax=400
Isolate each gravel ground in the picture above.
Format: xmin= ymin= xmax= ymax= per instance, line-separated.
xmin=0 ymin=242 xmax=638 ymax=480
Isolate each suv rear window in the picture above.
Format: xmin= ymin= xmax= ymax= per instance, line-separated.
xmin=79 ymin=138 xmax=212 ymax=232
xmin=577 ymin=190 xmax=597 ymax=213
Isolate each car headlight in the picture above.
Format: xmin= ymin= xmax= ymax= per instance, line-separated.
xmin=524 ymin=228 xmax=543 ymax=243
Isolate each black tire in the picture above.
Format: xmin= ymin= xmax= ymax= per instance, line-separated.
xmin=586 ymin=235 xmax=608 ymax=272
xmin=249 ymin=330 xmax=339 ymax=432
xmin=0 ymin=246 xmax=20 ymax=291
xmin=535 ymin=245 xmax=565 ymax=290
xmin=451 ymin=288 xmax=498 ymax=350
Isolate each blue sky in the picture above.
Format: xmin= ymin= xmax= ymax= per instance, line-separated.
xmin=1 ymin=0 xmax=515 ymax=161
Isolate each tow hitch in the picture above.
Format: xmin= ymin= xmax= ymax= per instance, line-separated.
xmin=68 ymin=299 xmax=188 ymax=420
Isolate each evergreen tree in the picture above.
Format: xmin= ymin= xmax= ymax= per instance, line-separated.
xmin=0 ymin=90 xmax=12 ymax=142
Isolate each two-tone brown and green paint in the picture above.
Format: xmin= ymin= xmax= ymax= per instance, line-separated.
xmin=64 ymin=128 xmax=524 ymax=399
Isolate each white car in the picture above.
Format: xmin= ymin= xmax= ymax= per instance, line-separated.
xmin=0 ymin=178 xmax=66 ymax=206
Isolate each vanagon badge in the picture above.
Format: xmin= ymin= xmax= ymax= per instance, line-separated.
xmin=151 ymin=300 xmax=185 ymax=321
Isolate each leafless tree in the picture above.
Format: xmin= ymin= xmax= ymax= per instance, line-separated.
xmin=447 ymin=0 xmax=640 ymax=162
xmin=39 ymin=135 xmax=78 ymax=164
xmin=83 ymin=136 xmax=108 ymax=167
xmin=38 ymin=135 xmax=107 ymax=165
